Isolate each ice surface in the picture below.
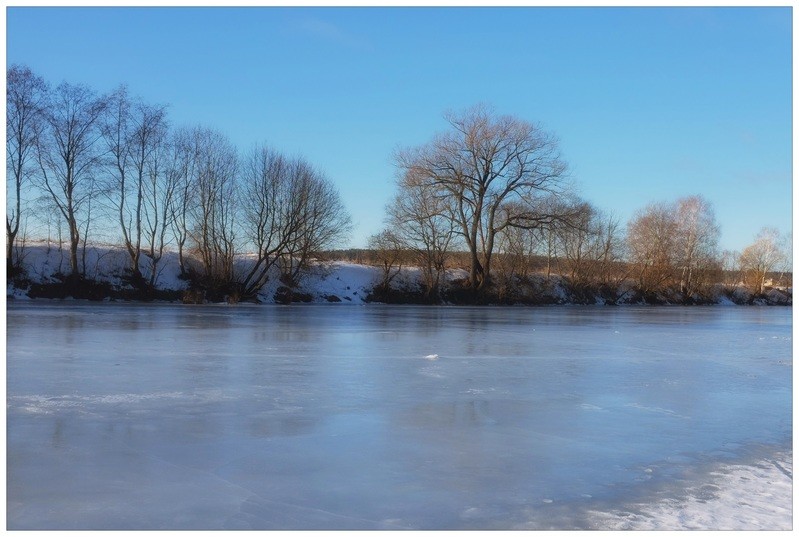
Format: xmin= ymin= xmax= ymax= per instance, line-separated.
xmin=6 ymin=304 xmax=792 ymax=530
xmin=585 ymin=449 xmax=792 ymax=530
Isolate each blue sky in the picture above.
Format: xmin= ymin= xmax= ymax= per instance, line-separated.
xmin=6 ymin=6 xmax=792 ymax=251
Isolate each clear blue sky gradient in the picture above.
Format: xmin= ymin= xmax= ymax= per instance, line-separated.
xmin=6 ymin=6 xmax=792 ymax=251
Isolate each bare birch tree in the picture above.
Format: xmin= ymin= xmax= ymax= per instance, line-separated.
xmin=141 ymin=117 xmax=176 ymax=287
xmin=167 ymin=127 xmax=200 ymax=275
xmin=35 ymin=81 xmax=107 ymax=278
xmin=673 ymin=195 xmax=720 ymax=296
xmin=7 ymin=65 xmax=47 ymax=275
xmin=102 ymin=86 xmax=168 ymax=281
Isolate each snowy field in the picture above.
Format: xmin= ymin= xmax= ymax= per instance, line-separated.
xmin=6 ymin=303 xmax=792 ymax=530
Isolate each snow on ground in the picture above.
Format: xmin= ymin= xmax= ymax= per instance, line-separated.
xmin=8 ymin=241 xmax=791 ymax=305
xmin=13 ymin=240 xmax=188 ymax=290
xmin=9 ymin=242 xmax=450 ymax=304
xmin=587 ymin=451 xmax=793 ymax=530
xmin=11 ymin=241 xmax=386 ymax=303
xmin=292 ymin=261 xmax=380 ymax=304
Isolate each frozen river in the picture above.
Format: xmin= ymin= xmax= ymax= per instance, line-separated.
xmin=6 ymin=303 xmax=792 ymax=530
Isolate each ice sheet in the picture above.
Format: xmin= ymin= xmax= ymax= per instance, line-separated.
xmin=6 ymin=304 xmax=792 ymax=529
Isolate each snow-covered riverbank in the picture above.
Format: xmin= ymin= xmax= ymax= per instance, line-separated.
xmin=7 ymin=241 xmax=383 ymax=304
xmin=6 ymin=241 xmax=792 ymax=305
xmin=586 ymin=450 xmax=792 ymax=530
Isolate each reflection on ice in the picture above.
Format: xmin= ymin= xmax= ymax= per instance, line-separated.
xmin=7 ymin=303 xmax=792 ymax=529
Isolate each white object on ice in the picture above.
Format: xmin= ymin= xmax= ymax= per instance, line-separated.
xmin=424 ymin=354 xmax=439 ymax=360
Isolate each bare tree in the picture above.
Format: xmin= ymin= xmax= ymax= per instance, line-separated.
xmin=493 ymin=224 xmax=532 ymax=300
xmin=627 ymin=195 xmax=720 ymax=299
xmin=673 ymin=195 xmax=720 ymax=296
xmin=558 ymin=201 xmax=598 ymax=287
xmin=167 ymin=127 xmax=200 ymax=275
xmin=188 ymin=128 xmax=238 ymax=288
xmin=626 ymin=201 xmax=678 ymax=296
xmin=281 ymin=164 xmax=351 ymax=284
xmin=541 ymin=225 xmax=559 ymax=279
xmin=594 ymin=211 xmax=626 ymax=287
xmin=238 ymin=146 xmax=351 ymax=299
xmin=387 ymin=172 xmax=456 ymax=300
xmin=238 ymin=147 xmax=301 ymax=297
xmin=79 ymin=174 xmax=101 ymax=277
xmin=101 ymin=86 xmax=168 ymax=282
xmin=35 ymin=81 xmax=107 ymax=278
xmin=396 ymin=104 xmax=568 ymax=292
xmin=141 ymin=117 xmax=176 ymax=287
xmin=368 ymin=229 xmax=406 ymax=293
xmin=7 ymin=65 xmax=47 ymax=275
xmin=739 ymin=227 xmax=786 ymax=294
xmin=559 ymin=202 xmax=625 ymax=289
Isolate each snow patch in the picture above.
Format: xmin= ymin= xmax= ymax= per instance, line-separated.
xmin=587 ymin=451 xmax=792 ymax=530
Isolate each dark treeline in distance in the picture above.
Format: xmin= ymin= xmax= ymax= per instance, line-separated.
xmin=6 ymin=65 xmax=792 ymax=304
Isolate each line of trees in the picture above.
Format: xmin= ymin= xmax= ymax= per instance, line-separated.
xmin=6 ymin=65 xmax=351 ymax=300
xmin=7 ymin=66 xmax=790 ymax=303
xmin=369 ymin=105 xmax=790 ymax=303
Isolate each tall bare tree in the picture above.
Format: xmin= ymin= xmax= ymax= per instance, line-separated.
xmin=188 ymin=128 xmax=238 ymax=287
xmin=673 ymin=195 xmax=720 ymax=296
xmin=7 ymin=65 xmax=47 ymax=275
xmin=280 ymin=164 xmax=351 ymax=284
xmin=396 ymin=105 xmax=568 ymax=291
xmin=141 ymin=117 xmax=176 ymax=287
xmin=238 ymin=147 xmax=300 ymax=296
xmin=167 ymin=127 xmax=200 ymax=275
xmin=238 ymin=146 xmax=351 ymax=299
xmin=35 ymin=81 xmax=107 ymax=278
xmin=101 ymin=86 xmax=168 ymax=282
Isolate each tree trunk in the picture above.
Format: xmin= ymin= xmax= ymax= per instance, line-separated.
xmin=7 ymin=227 xmax=17 ymax=276
xmin=69 ymin=231 xmax=80 ymax=277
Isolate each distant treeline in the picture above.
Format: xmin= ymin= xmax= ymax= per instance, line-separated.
xmin=325 ymin=249 xmax=791 ymax=305
xmin=7 ymin=65 xmax=791 ymax=304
